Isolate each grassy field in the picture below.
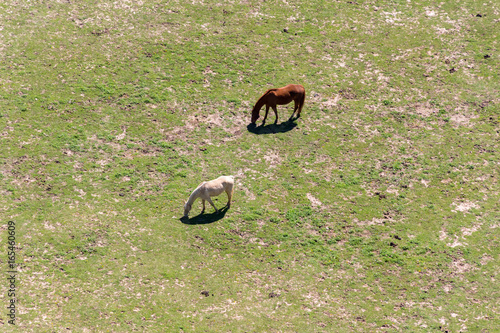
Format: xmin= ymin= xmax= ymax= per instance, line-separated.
xmin=1 ymin=0 xmax=499 ymax=331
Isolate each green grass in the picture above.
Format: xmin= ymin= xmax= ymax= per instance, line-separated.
xmin=1 ymin=0 xmax=499 ymax=331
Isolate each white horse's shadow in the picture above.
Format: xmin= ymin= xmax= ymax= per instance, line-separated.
xmin=180 ymin=205 xmax=229 ymax=225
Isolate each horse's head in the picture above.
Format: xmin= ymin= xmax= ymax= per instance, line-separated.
xmin=183 ymin=202 xmax=191 ymax=217
xmin=250 ymin=108 xmax=260 ymax=124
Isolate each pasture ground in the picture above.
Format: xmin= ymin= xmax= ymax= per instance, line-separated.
xmin=0 ymin=0 xmax=499 ymax=331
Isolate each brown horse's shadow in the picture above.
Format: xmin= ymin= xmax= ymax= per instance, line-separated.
xmin=247 ymin=118 xmax=298 ymax=135
xmin=180 ymin=205 xmax=230 ymax=225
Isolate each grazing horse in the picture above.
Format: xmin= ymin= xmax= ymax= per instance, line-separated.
xmin=183 ymin=176 xmax=234 ymax=218
xmin=251 ymin=84 xmax=305 ymax=125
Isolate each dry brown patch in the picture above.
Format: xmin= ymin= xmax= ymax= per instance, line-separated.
xmin=461 ymin=223 xmax=482 ymax=237
xmin=450 ymin=258 xmax=476 ymax=274
xmin=263 ymin=149 xmax=284 ymax=168
xmin=449 ymin=113 xmax=478 ymax=127
xmin=479 ymin=254 xmax=493 ymax=266
xmin=446 ymin=236 xmax=466 ymax=248
xmin=439 ymin=229 xmax=447 ymax=241
xmin=306 ymin=193 xmax=322 ymax=207
xmin=320 ymin=94 xmax=341 ymax=109
xmin=411 ymin=102 xmax=439 ymax=117
xmin=354 ymin=217 xmax=385 ymax=226
xmin=451 ymin=200 xmax=479 ymax=213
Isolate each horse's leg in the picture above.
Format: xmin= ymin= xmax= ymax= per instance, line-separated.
xmin=290 ymin=100 xmax=299 ymax=121
xmin=272 ymin=106 xmax=278 ymax=124
xmin=262 ymin=105 xmax=269 ymax=125
xmin=206 ymin=197 xmax=219 ymax=213
xmin=201 ymin=199 xmax=206 ymax=214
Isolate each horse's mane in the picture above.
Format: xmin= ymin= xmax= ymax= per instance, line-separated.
xmin=257 ymin=89 xmax=275 ymax=102
xmin=186 ymin=182 xmax=205 ymax=205
xmin=261 ymin=88 xmax=279 ymax=98
xmin=252 ymin=89 xmax=276 ymax=117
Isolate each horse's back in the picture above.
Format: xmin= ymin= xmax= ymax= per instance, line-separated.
xmin=217 ymin=175 xmax=234 ymax=186
xmin=203 ymin=176 xmax=232 ymax=196
xmin=283 ymin=84 xmax=305 ymax=94
xmin=210 ymin=175 xmax=234 ymax=187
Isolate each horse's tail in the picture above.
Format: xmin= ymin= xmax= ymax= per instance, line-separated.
xmin=228 ymin=175 xmax=235 ymax=189
xmin=298 ymin=88 xmax=305 ymax=115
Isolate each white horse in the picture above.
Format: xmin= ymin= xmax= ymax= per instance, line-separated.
xmin=183 ymin=176 xmax=234 ymax=218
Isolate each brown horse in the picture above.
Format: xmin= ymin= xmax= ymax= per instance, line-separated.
xmin=251 ymin=84 xmax=305 ymax=125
